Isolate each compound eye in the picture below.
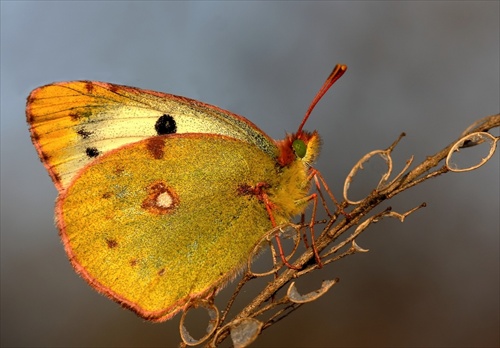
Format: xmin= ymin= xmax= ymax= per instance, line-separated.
xmin=292 ymin=139 xmax=307 ymax=158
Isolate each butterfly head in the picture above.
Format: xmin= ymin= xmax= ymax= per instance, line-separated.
xmin=276 ymin=130 xmax=321 ymax=167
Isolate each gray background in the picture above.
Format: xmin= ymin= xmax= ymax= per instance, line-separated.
xmin=1 ymin=1 xmax=498 ymax=347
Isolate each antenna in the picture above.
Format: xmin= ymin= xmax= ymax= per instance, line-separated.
xmin=297 ymin=64 xmax=347 ymax=134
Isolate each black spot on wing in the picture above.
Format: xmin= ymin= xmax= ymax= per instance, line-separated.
xmin=86 ymin=147 xmax=100 ymax=158
xmin=155 ymin=114 xmax=177 ymax=135
xmin=77 ymin=128 xmax=93 ymax=139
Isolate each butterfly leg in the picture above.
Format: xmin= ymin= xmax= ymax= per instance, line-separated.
xmin=308 ymin=168 xmax=351 ymax=220
xmin=260 ymin=190 xmax=302 ymax=271
xmin=301 ymin=168 xmax=351 ymax=268
xmin=299 ymin=191 xmax=324 ymax=268
xmin=238 ymin=182 xmax=301 ymax=270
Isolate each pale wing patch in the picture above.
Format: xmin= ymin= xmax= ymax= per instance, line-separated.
xmin=156 ymin=192 xmax=173 ymax=208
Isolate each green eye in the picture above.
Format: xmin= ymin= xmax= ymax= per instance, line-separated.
xmin=292 ymin=139 xmax=307 ymax=158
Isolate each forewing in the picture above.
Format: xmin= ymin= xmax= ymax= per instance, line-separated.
xmin=26 ymin=81 xmax=277 ymax=191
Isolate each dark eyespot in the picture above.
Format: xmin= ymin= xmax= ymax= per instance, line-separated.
xmin=86 ymin=147 xmax=100 ymax=158
xmin=155 ymin=114 xmax=177 ymax=135
xmin=292 ymin=139 xmax=307 ymax=158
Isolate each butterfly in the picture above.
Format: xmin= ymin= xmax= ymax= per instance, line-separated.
xmin=26 ymin=64 xmax=347 ymax=322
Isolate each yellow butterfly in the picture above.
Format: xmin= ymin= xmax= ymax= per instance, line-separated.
xmin=26 ymin=64 xmax=347 ymax=322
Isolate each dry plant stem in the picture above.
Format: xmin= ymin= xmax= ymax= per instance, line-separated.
xmin=219 ymin=273 xmax=255 ymax=324
xmin=213 ymin=114 xmax=499 ymax=345
xmin=396 ymin=113 xmax=500 ymax=192
xmin=261 ymin=302 xmax=302 ymax=330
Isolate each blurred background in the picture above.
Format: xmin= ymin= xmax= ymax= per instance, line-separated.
xmin=1 ymin=1 xmax=498 ymax=347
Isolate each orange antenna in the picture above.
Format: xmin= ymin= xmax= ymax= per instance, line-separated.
xmin=297 ymin=64 xmax=347 ymax=134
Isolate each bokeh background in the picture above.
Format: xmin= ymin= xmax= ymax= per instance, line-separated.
xmin=1 ymin=1 xmax=498 ymax=347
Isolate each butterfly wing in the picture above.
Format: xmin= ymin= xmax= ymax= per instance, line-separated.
xmin=26 ymin=81 xmax=278 ymax=191
xmin=57 ymin=133 xmax=282 ymax=321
